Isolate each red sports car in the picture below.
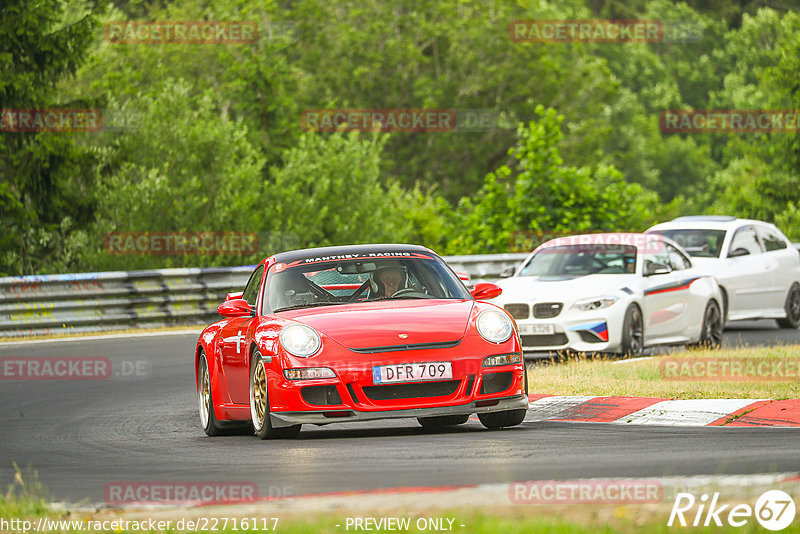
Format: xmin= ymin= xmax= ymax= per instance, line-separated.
xmin=195 ymin=244 xmax=528 ymax=439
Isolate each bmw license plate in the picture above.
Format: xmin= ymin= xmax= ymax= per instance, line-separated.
xmin=520 ymin=324 xmax=556 ymax=335
xmin=373 ymin=362 xmax=453 ymax=384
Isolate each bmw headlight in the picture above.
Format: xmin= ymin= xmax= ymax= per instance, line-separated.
xmin=476 ymin=310 xmax=514 ymax=344
xmin=279 ymin=324 xmax=321 ymax=357
xmin=573 ymin=296 xmax=619 ymax=311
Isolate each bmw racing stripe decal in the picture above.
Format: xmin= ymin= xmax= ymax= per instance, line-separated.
xmin=568 ymin=321 xmax=609 ymax=341
xmin=644 ymin=276 xmax=704 ymax=296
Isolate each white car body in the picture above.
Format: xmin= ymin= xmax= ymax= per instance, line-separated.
xmin=647 ymin=216 xmax=800 ymax=326
xmin=493 ymin=233 xmax=723 ymax=357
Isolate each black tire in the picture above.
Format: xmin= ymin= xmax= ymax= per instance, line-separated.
xmin=478 ymin=409 xmax=526 ymax=429
xmin=690 ymin=300 xmax=723 ymax=349
xmin=620 ymin=304 xmax=644 ymax=357
xmin=417 ymin=415 xmax=470 ymax=429
xmin=250 ymin=350 xmax=301 ymax=439
xmin=198 ymin=351 xmax=224 ymax=436
xmin=777 ymin=284 xmax=800 ymax=329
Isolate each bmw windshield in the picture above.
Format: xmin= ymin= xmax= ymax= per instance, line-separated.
xmin=519 ymin=244 xmax=637 ymax=278
xmin=264 ymin=254 xmax=471 ymax=313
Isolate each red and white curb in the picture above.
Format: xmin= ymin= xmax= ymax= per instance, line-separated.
xmin=526 ymin=395 xmax=800 ymax=427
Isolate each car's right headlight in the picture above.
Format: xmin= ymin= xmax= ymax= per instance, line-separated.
xmin=476 ymin=309 xmax=514 ymax=344
xmin=572 ymin=296 xmax=619 ymax=312
xmin=279 ymin=324 xmax=322 ymax=357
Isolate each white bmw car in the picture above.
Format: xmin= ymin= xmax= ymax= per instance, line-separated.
xmin=647 ymin=216 xmax=800 ymax=329
xmin=493 ymin=233 xmax=724 ymax=357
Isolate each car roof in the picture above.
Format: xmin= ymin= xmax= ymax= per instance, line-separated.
xmin=269 ymin=243 xmax=435 ymax=264
xmin=648 ymin=216 xmax=774 ymax=232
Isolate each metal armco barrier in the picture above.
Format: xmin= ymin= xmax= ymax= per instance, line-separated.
xmin=0 ymin=254 xmax=528 ymax=338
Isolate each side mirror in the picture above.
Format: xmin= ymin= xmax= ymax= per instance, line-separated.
xmin=218 ymin=298 xmax=255 ymax=317
xmin=455 ymin=271 xmax=470 ymax=284
xmin=728 ymin=247 xmax=750 ymax=258
xmin=225 ymin=291 xmax=244 ymax=301
xmin=644 ymin=262 xmax=672 ymax=276
xmin=500 ymin=266 xmax=516 ymax=277
xmin=471 ymin=282 xmax=502 ymax=300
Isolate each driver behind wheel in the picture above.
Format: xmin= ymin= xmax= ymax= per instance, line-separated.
xmin=370 ymin=265 xmax=409 ymax=298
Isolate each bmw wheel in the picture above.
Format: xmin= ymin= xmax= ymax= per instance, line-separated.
xmin=777 ymin=284 xmax=800 ymax=329
xmin=250 ymin=350 xmax=301 ymax=439
xmin=690 ymin=300 xmax=723 ymax=349
xmin=620 ymin=304 xmax=644 ymax=357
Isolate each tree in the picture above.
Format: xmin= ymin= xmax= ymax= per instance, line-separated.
xmin=447 ymin=107 xmax=661 ymax=254
xmin=0 ymin=0 xmax=108 ymax=275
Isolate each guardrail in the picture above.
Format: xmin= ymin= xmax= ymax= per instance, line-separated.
xmin=0 ymin=254 xmax=529 ymax=338
xmin=3 ymin=245 xmax=798 ymax=339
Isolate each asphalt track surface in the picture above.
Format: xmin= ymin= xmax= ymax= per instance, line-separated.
xmin=1 ymin=320 xmax=799 ymax=505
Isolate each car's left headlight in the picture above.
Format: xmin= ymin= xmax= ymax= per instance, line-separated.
xmin=572 ymin=296 xmax=619 ymax=311
xmin=279 ymin=324 xmax=322 ymax=357
xmin=476 ymin=309 xmax=514 ymax=344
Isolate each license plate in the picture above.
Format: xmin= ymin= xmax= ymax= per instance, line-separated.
xmin=520 ymin=324 xmax=556 ymax=335
xmin=373 ymin=361 xmax=453 ymax=384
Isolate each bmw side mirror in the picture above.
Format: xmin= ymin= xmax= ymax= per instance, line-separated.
xmin=644 ymin=262 xmax=672 ymax=276
xmin=728 ymin=247 xmax=750 ymax=258
xmin=500 ymin=266 xmax=516 ymax=277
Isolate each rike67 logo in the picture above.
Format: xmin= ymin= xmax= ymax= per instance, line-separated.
xmin=669 ymin=490 xmax=796 ymax=531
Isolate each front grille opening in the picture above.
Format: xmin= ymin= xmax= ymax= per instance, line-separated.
xmin=480 ymin=372 xmax=513 ymax=395
xmin=301 ymin=385 xmax=343 ymax=406
xmin=465 ymin=374 xmax=475 ymax=396
xmin=504 ymin=303 xmax=529 ymax=320
xmin=346 ymin=383 xmax=361 ymax=404
xmin=578 ymin=330 xmax=605 ymax=343
xmin=362 ymin=380 xmax=460 ymax=401
xmin=533 ymin=302 xmax=563 ymax=318
xmin=521 ymin=333 xmax=569 ymax=347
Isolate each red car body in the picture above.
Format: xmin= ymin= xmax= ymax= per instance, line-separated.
xmin=195 ymin=244 xmax=527 ymax=438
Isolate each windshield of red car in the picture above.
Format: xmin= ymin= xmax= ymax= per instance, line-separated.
xmin=264 ymin=254 xmax=471 ymax=313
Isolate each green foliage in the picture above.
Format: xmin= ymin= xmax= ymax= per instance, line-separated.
xmin=77 ymin=80 xmax=267 ymax=271
xmin=4 ymin=0 xmax=800 ymax=274
xmin=0 ymin=0 xmax=107 ymax=275
xmin=446 ymin=107 xmax=660 ymax=254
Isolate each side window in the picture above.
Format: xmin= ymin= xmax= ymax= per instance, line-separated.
xmin=242 ymin=265 xmax=265 ymax=305
xmin=643 ymin=250 xmax=671 ymax=272
xmin=757 ymin=226 xmax=788 ymax=252
xmin=728 ymin=226 xmax=763 ymax=256
xmin=665 ymin=243 xmax=691 ymax=270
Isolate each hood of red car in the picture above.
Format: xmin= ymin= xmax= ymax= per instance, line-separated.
xmin=280 ymin=299 xmax=475 ymax=349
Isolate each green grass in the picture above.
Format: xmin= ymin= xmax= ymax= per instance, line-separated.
xmin=1 ymin=466 xmax=50 ymax=519
xmin=527 ymin=345 xmax=800 ymax=400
